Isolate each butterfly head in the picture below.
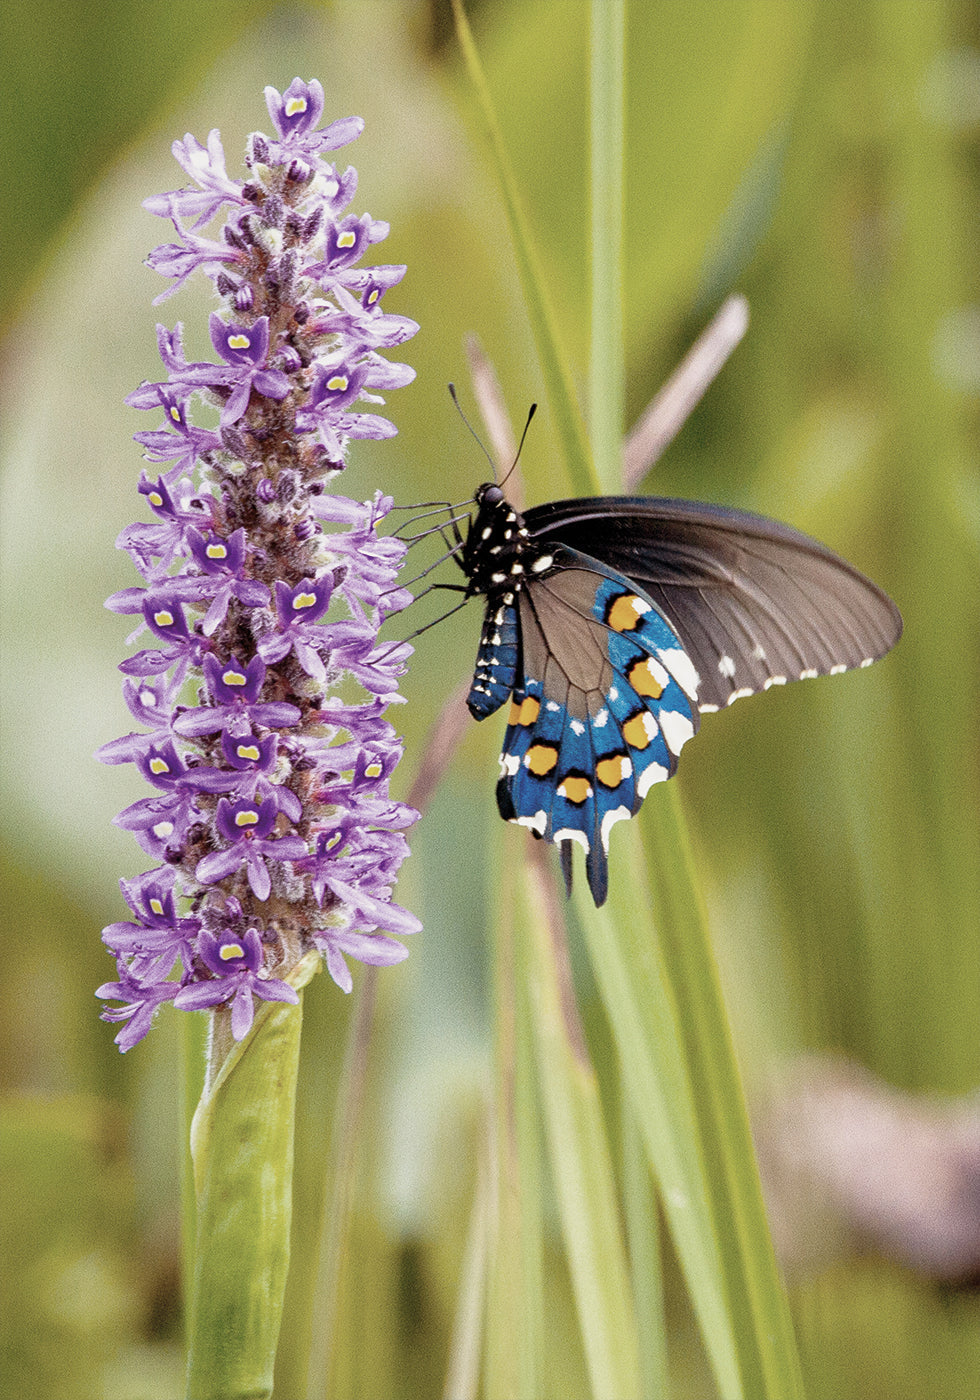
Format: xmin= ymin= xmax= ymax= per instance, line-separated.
xmin=459 ymin=484 xmax=539 ymax=598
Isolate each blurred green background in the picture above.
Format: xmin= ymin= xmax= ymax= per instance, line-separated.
xmin=1 ymin=1 xmax=977 ymax=1396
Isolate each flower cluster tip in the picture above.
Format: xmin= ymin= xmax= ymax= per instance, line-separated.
xmin=97 ymin=79 xmax=420 ymax=1050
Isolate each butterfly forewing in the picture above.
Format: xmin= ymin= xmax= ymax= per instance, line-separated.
xmin=524 ymin=496 xmax=903 ymax=712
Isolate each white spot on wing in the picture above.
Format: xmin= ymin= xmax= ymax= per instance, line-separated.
xmin=659 ymin=647 xmax=700 ymax=700
xmin=763 ymin=675 xmax=787 ymax=689
xmin=516 ymin=810 xmax=548 ymax=835
xmin=659 ymin=710 xmax=695 ymax=755
xmin=570 ymin=720 xmax=585 ymax=736
xmin=594 ymin=708 xmax=609 ymax=728
xmin=499 ymin=753 xmax=521 ymax=777
xmin=726 ymin=687 xmax=755 ymax=705
xmin=800 ymin=668 xmax=818 ymax=680
xmin=718 ymin=654 xmax=736 ymax=678
xmin=554 ymin=828 xmax=589 ymax=852
xmin=829 ymin=663 xmax=846 ymax=675
xmin=637 ymin=763 xmax=670 ymax=796
xmin=600 ymin=806 xmax=632 ymax=852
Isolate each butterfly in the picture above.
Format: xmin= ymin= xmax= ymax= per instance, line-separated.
xmin=453 ymin=481 xmax=902 ymax=906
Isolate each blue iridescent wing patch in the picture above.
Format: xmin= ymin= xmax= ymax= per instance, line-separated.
xmin=494 ymin=551 xmax=699 ymax=905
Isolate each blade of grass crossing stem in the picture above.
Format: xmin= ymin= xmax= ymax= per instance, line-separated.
xmin=522 ymin=853 xmax=642 ymax=1400
xmin=589 ymin=0 xmax=626 ymax=492
xmin=484 ymin=852 xmax=544 ymax=1400
xmin=640 ymin=793 xmax=805 ymax=1400
xmin=186 ymin=952 xmax=318 ymax=1400
xmin=450 ymin=0 xmax=596 ymax=497
xmin=574 ymin=861 xmax=741 ymax=1400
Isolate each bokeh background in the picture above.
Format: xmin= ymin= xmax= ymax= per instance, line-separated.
xmin=1 ymin=1 xmax=978 ymax=1396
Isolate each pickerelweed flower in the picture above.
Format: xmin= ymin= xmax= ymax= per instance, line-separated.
xmin=97 ymin=79 xmax=420 ymax=1051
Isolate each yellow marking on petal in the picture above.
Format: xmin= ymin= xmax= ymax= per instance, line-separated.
xmin=168 ymin=405 xmax=181 ymax=422
xmin=293 ymin=591 xmax=317 ymax=610
xmin=227 ymin=333 xmax=251 ymax=350
xmin=337 ymin=231 xmax=357 ymax=248
xmin=236 ymin=744 xmax=261 ymax=762
xmin=153 ymin=610 xmax=174 ymax=628
xmin=326 ymin=374 xmax=349 ymax=392
xmin=219 ymin=941 xmax=245 ymax=960
xmin=623 ymin=711 xmax=656 ymax=749
xmin=149 ymin=757 xmax=170 ymax=775
xmin=518 ymin=695 xmax=541 ymax=726
xmin=149 ymin=898 xmax=164 ymax=916
xmin=525 ymin=744 xmax=558 ymax=776
xmin=367 ymin=289 xmax=379 ymax=304
xmin=222 ymin=668 xmax=247 ymax=687
xmin=235 ymin=809 xmax=260 ymax=828
xmin=557 ymin=775 xmax=592 ymax=804
xmin=285 ymin=97 xmax=308 ymax=116
xmin=365 ymin=762 xmax=383 ymax=778
xmin=596 ymin=755 xmax=630 ymax=788
xmin=148 ymin=491 xmax=163 ymax=507
xmin=629 ymin=657 xmax=665 ymax=698
xmin=608 ymin=593 xmax=650 ymax=632
xmin=206 ymin=543 xmax=228 ymax=559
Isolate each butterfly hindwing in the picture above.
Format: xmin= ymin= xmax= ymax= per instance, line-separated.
xmin=494 ymin=550 xmax=699 ymax=904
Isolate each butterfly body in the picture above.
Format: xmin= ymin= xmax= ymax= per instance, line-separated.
xmin=456 ymin=484 xmax=902 ymax=906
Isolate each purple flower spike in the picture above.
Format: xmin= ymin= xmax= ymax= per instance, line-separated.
xmin=98 ymin=82 xmax=419 ymax=1050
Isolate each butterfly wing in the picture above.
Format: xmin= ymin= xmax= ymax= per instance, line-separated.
xmin=524 ymin=496 xmax=902 ymax=712
xmin=494 ymin=546 xmax=699 ymax=905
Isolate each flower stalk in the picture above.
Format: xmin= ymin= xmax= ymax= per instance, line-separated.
xmin=96 ymin=79 xmax=420 ymax=1394
xmin=97 ymin=78 xmax=420 ymax=1057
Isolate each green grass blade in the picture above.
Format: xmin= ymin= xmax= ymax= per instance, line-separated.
xmin=522 ymin=854 xmax=641 ymax=1399
xmin=640 ymin=791 xmax=805 ymax=1400
xmin=483 ymin=858 xmax=544 ymax=1400
xmin=575 ymin=858 xmax=740 ymax=1399
xmin=621 ymin=1085 xmax=669 ymax=1400
xmin=589 ymin=0 xmax=626 ymax=490
xmin=450 ymin=0 xmax=596 ymax=496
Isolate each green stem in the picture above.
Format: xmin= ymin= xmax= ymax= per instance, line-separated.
xmin=185 ymin=952 xmax=317 ymax=1400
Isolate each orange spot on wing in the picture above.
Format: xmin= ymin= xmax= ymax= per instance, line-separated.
xmin=596 ymin=755 xmax=629 ymax=788
xmin=607 ymin=594 xmax=646 ymax=632
xmin=629 ymin=657 xmax=665 ymax=698
xmin=526 ymin=744 xmax=558 ymax=776
xmin=518 ymin=695 xmax=541 ymax=726
xmin=623 ymin=711 xmax=655 ymax=749
xmin=558 ymin=775 xmax=592 ymax=804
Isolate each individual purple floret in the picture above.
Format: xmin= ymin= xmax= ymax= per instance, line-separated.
xmin=97 ymin=80 xmax=420 ymax=1050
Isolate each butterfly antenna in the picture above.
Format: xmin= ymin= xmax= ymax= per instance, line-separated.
xmin=497 ymin=402 xmax=537 ymax=492
xmin=448 ymin=383 xmax=500 ymax=480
